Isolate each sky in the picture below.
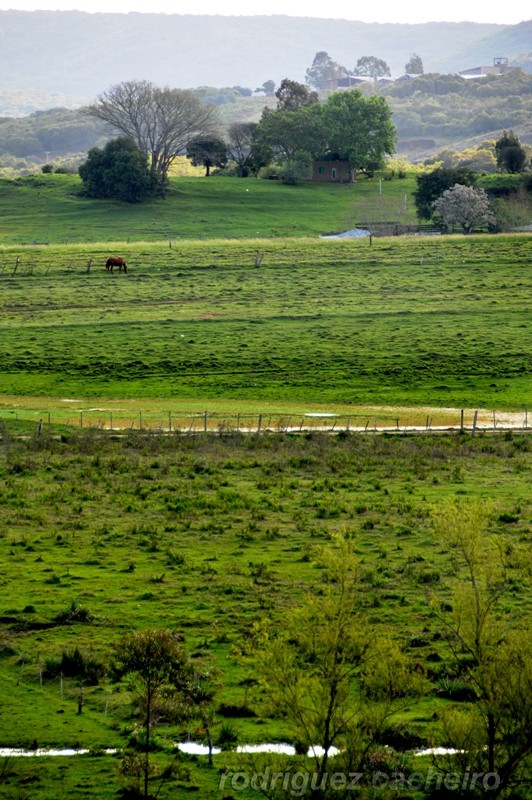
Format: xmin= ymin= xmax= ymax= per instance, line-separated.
xmin=0 ymin=0 xmax=530 ymax=25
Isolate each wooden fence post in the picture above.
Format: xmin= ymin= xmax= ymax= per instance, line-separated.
xmin=472 ymin=410 xmax=478 ymax=435
xmin=204 ymin=411 xmax=208 ymax=433
xmin=257 ymin=414 xmax=262 ymax=433
xmin=13 ymin=256 xmax=20 ymax=275
xmin=168 ymin=411 xmax=172 ymax=432
xmin=460 ymin=409 xmax=464 ymax=430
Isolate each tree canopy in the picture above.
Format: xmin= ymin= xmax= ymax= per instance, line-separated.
xmin=78 ymin=136 xmax=155 ymax=202
xmin=405 ymin=53 xmax=424 ymax=74
xmin=258 ymin=105 xmax=326 ymax=163
xmin=186 ymin=134 xmax=227 ymax=176
xmin=414 ymin=166 xmax=476 ymax=220
xmin=353 ymin=55 xmax=391 ymax=78
xmin=495 ymin=129 xmax=528 ymax=173
xmin=227 ymin=121 xmax=271 ymax=177
xmin=321 ymin=90 xmax=396 ymax=174
xmin=85 ymin=80 xmax=216 ymax=189
xmin=275 ymin=78 xmax=319 ymax=111
xmin=432 ymin=183 xmax=495 ymax=233
xmin=305 ymin=51 xmax=344 ymax=90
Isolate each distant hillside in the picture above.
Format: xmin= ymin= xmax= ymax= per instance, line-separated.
xmin=0 ymin=10 xmax=531 ymax=110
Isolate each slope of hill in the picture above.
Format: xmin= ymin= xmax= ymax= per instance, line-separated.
xmin=1 ymin=10 xmax=529 ymax=105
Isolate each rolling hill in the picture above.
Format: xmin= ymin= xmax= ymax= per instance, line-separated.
xmin=0 ymin=10 xmax=531 ymax=109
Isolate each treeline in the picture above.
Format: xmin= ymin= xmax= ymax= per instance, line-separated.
xmin=0 ymin=108 xmax=108 ymax=161
xmin=1 ymin=70 xmax=532 ymax=167
xmin=381 ymin=70 xmax=532 ymax=139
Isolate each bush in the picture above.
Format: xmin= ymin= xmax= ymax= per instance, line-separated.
xmin=44 ymin=646 xmax=106 ymax=684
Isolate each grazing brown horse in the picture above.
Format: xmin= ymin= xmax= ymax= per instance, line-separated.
xmin=105 ymin=257 xmax=128 ymax=273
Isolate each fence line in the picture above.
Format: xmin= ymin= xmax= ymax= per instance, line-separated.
xmin=0 ymin=408 xmax=529 ymax=437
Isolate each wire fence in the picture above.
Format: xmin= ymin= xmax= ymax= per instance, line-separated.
xmin=1 ymin=407 xmax=529 ymax=436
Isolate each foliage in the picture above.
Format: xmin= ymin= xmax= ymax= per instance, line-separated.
xmin=405 ymin=53 xmax=424 ymax=74
xmin=185 ymin=135 xmax=227 ymax=176
xmin=78 ymin=137 xmax=156 ymax=202
xmin=494 ymin=129 xmax=528 ymax=173
xmin=428 ymin=143 xmax=497 ymax=173
xmin=321 ymin=90 xmax=396 ymax=174
xmin=257 ymin=104 xmax=327 ymax=178
xmin=111 ymin=629 xmax=193 ymax=798
xmin=274 ymin=78 xmax=319 ymax=111
xmin=245 ymin=537 xmax=427 ymax=795
xmin=431 ymin=502 xmax=532 ymax=797
xmin=85 ymin=80 xmax=216 ymax=188
xmin=226 ymin=122 xmax=272 ymax=177
xmin=414 ymin=167 xmax=476 ymax=220
xmin=0 ymin=429 xmax=530 ymax=798
xmin=305 ymin=51 xmax=344 ymax=90
xmin=260 ymin=79 xmax=276 ymax=95
xmin=353 ymin=55 xmax=391 ymax=78
xmin=432 ymin=184 xmax=496 ymax=233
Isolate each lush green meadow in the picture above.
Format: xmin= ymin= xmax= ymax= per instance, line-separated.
xmin=0 ymin=428 xmax=530 ymax=799
xmin=0 ymin=174 xmax=531 ymax=799
xmin=0 ymin=173 xmax=419 ymax=245
xmin=0 ymin=234 xmax=530 ymax=416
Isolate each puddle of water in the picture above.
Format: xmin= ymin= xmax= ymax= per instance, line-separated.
xmin=0 ymin=743 xmax=459 ymax=759
xmin=237 ymin=743 xmax=295 ymax=755
xmin=414 ymin=747 xmax=464 ymax=757
xmin=177 ymin=742 xmax=221 ymax=756
xmin=308 ymin=745 xmax=340 ymax=757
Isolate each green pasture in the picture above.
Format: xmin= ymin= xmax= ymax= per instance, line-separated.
xmin=0 ymin=428 xmax=530 ymax=799
xmin=0 ymin=234 xmax=530 ymax=413
xmin=0 ymin=173 xmax=418 ymax=245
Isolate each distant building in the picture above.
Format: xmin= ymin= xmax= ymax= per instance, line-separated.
xmin=458 ymin=57 xmax=511 ymax=78
xmin=312 ymin=160 xmax=353 ymax=183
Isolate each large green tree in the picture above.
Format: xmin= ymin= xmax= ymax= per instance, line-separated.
xmin=321 ymin=90 xmax=396 ymax=176
xmin=85 ymin=80 xmax=216 ymax=189
xmin=257 ymin=104 xmax=327 ymax=164
xmin=78 ymin=136 xmax=155 ymax=202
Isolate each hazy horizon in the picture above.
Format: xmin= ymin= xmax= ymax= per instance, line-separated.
xmin=0 ymin=0 xmax=530 ymax=25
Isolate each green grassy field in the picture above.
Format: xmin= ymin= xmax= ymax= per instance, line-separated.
xmin=0 ymin=174 xmax=531 ymax=799
xmin=0 ymin=428 xmax=530 ymax=799
xmin=0 ymin=235 xmax=530 ymax=415
xmin=0 ymin=173 xmax=419 ymax=245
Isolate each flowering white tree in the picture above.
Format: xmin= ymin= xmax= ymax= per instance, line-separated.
xmin=432 ymin=183 xmax=495 ymax=233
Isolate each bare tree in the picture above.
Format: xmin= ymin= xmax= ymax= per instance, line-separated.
xmin=85 ymin=80 xmax=217 ymax=190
